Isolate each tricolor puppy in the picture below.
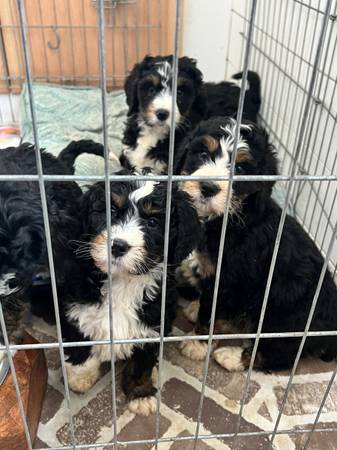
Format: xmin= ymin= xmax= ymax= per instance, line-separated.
xmin=61 ymin=177 xmax=201 ymax=415
xmin=120 ymin=55 xmax=206 ymax=174
xmin=176 ymin=117 xmax=337 ymax=372
xmin=120 ymin=54 xmax=261 ymax=174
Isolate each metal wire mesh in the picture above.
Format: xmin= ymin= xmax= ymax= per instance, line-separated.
xmin=0 ymin=0 xmax=337 ymax=449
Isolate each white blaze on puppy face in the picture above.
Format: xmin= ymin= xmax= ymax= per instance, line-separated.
xmin=145 ymin=61 xmax=181 ymax=127
xmin=90 ymin=215 xmax=145 ymax=274
xmin=182 ymin=150 xmax=231 ymax=219
xmin=90 ymin=181 xmax=159 ymax=274
xmin=181 ymin=120 xmax=252 ymax=218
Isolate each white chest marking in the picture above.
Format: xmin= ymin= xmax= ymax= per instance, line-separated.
xmin=124 ymin=123 xmax=168 ymax=173
xmin=67 ymin=270 xmax=161 ymax=361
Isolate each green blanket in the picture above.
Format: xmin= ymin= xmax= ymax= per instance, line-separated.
xmin=20 ymin=83 xmax=125 ymax=179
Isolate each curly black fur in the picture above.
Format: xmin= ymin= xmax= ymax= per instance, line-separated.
xmin=0 ymin=140 xmax=104 ymax=348
xmin=178 ymin=117 xmax=337 ymax=371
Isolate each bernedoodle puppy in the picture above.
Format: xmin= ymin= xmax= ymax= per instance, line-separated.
xmin=176 ymin=116 xmax=337 ymax=372
xmin=120 ymin=54 xmax=260 ymax=174
xmin=59 ymin=176 xmax=202 ymax=415
xmin=0 ymin=140 xmax=104 ymax=352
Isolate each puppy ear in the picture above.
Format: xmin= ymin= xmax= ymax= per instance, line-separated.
xmin=234 ymin=127 xmax=278 ymax=200
xmin=179 ymin=57 xmax=206 ymax=124
xmin=124 ymin=55 xmax=154 ymax=116
xmin=79 ymin=184 xmax=105 ymax=236
xmin=174 ymin=125 xmax=200 ymax=174
xmin=124 ymin=63 xmax=141 ymax=116
xmin=169 ymin=189 xmax=202 ymax=264
xmin=190 ymin=87 xmax=208 ymax=124
xmin=179 ymin=57 xmax=203 ymax=84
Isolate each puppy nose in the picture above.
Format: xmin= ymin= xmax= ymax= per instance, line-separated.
xmin=111 ymin=239 xmax=129 ymax=258
xmin=200 ymin=182 xmax=220 ymax=198
xmin=156 ymin=109 xmax=169 ymax=121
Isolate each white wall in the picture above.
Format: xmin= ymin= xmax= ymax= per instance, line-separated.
xmin=182 ymin=0 xmax=240 ymax=81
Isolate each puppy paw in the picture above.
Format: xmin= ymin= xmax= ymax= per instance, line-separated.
xmin=179 ymin=336 xmax=208 ymax=361
xmin=183 ymin=300 xmax=200 ymax=324
xmin=128 ymin=396 xmax=157 ymax=416
xmin=213 ymin=346 xmax=245 ymax=372
xmin=109 ymin=150 xmax=119 ymax=163
xmin=66 ymin=359 xmax=100 ymax=393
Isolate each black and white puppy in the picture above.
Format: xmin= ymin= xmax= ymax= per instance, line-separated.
xmin=61 ymin=177 xmax=201 ymax=415
xmin=120 ymin=54 xmax=261 ymax=174
xmin=177 ymin=117 xmax=337 ymax=372
xmin=0 ymin=140 xmax=104 ymax=353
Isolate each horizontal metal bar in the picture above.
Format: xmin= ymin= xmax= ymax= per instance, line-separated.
xmin=0 ymin=174 xmax=336 ymax=182
xmin=0 ymin=24 xmax=159 ymax=30
xmin=2 ymin=329 xmax=337 ymax=352
xmin=0 ymin=75 xmax=126 ymax=81
xmin=35 ymin=425 xmax=337 ymax=450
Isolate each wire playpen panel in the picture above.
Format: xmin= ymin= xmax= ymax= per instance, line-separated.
xmin=227 ymin=0 xmax=337 ymax=266
xmin=0 ymin=0 xmax=337 ymax=449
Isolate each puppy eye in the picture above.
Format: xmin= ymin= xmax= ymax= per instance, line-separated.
xmin=177 ymin=89 xmax=183 ymax=98
xmin=148 ymin=217 xmax=159 ymax=227
xmin=200 ymin=151 xmax=209 ymax=162
xmin=148 ymin=86 xmax=156 ymax=95
xmin=235 ymin=164 xmax=245 ymax=174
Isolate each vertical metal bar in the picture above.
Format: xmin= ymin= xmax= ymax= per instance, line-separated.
xmin=268 ymin=0 xmax=296 ymax=137
xmin=0 ymin=304 xmax=33 ymax=449
xmin=146 ymin=0 xmax=151 ymax=53
xmin=276 ymin=0 xmax=312 ymax=173
xmin=263 ymin=0 xmax=286 ymax=125
xmin=260 ymin=0 xmax=281 ymax=124
xmin=122 ymin=1 xmax=129 ymax=79
xmin=234 ymin=0 xmax=333 ymax=443
xmin=193 ymin=1 xmax=257 ymax=449
xmin=154 ymin=1 xmax=181 ymax=448
xmin=16 ymin=1 xmax=77 ymax=447
xmin=67 ymin=1 xmax=76 ymax=82
xmin=280 ymin=0 xmax=322 ymax=174
xmin=270 ymin=222 xmax=337 ymax=445
xmin=134 ymin=0 xmax=140 ymax=61
xmin=303 ymin=348 xmax=337 ymax=450
xmin=110 ymin=5 xmax=117 ymax=88
xmin=285 ymin=2 xmax=328 ymax=204
xmin=97 ymin=1 xmax=118 ymax=447
xmin=240 ymin=0 xmax=250 ymax=69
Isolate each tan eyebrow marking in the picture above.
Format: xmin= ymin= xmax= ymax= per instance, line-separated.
xmin=146 ymin=74 xmax=160 ymax=85
xmin=236 ymin=149 xmax=253 ymax=163
xmin=111 ymin=192 xmax=126 ymax=208
xmin=143 ymin=202 xmax=161 ymax=215
xmin=204 ymin=135 xmax=219 ymax=153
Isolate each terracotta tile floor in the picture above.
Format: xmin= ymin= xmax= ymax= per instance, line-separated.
xmin=29 ymin=311 xmax=337 ymax=450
